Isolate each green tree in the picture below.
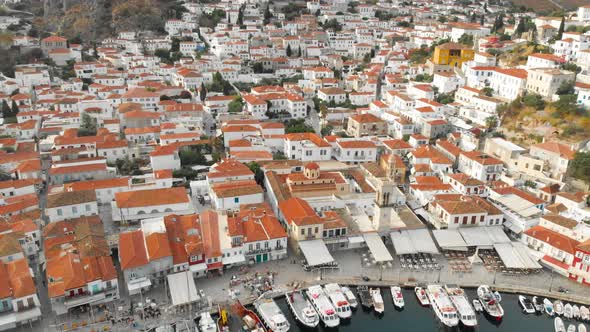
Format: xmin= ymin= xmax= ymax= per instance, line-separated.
xmin=264 ymin=6 xmax=273 ymax=24
xmin=515 ymin=18 xmax=526 ymax=37
xmin=200 ymin=82 xmax=207 ymax=102
xmin=570 ymin=152 xmax=590 ymax=183
xmin=522 ymin=94 xmax=545 ymax=109
xmin=1 ymin=100 xmax=10 ymax=118
xmin=556 ymin=80 xmax=574 ymax=96
xmin=78 ymin=113 xmax=97 ymax=136
xmin=237 ymin=5 xmax=244 ymax=27
xmin=561 ymin=62 xmax=581 ymax=73
xmin=286 ymin=44 xmax=292 ymax=57
xmin=247 ymin=161 xmax=265 ymax=186
xmin=10 ymin=100 xmax=19 ymax=116
xmin=557 ymin=16 xmax=565 ymax=40
xmin=458 ymin=33 xmax=474 ymax=47
xmin=482 ymin=87 xmax=494 ymax=97
xmin=252 ymin=62 xmax=264 ymax=73
xmin=227 ymin=96 xmax=243 ymax=113
xmin=285 ymin=119 xmax=314 ymax=133
xmin=485 ymin=116 xmax=498 ymax=131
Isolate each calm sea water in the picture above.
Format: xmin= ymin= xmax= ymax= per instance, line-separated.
xmin=270 ymin=287 xmax=583 ymax=332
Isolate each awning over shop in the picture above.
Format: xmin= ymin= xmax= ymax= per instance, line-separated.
xmin=363 ymin=232 xmax=393 ymax=262
xmin=432 ymin=229 xmax=468 ymax=251
xmin=493 ymin=242 xmax=542 ymax=269
xmin=222 ymin=253 xmax=246 ymax=266
xmin=167 ymin=271 xmax=201 ymax=307
xmin=299 ymin=239 xmax=335 ymax=267
xmin=127 ymin=277 xmax=152 ymax=293
xmin=189 ymin=263 xmax=207 ymax=273
xmin=348 ymin=236 xmax=365 ymax=244
xmin=390 ymin=228 xmax=439 ymax=255
xmin=459 ymin=226 xmax=511 ymax=248
xmin=503 ymin=220 xmax=523 ymax=234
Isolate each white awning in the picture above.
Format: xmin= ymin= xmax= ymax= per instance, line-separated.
xmin=486 ymin=226 xmax=512 ymax=243
xmin=493 ymin=242 xmax=542 ymax=269
xmin=390 ymin=228 xmax=439 ymax=255
xmin=299 ymin=239 xmax=335 ymax=267
xmin=0 ymin=307 xmax=41 ymax=330
xmin=167 ymin=271 xmax=201 ymax=307
xmin=222 ymin=253 xmax=246 ymax=265
xmin=348 ymin=236 xmax=365 ymax=244
xmin=363 ymin=232 xmax=393 ymax=262
xmin=503 ymin=220 xmax=523 ymax=234
xmin=127 ymin=278 xmax=152 ymax=292
xmin=190 ymin=263 xmax=207 ymax=273
xmin=458 ymin=227 xmax=494 ymax=248
xmin=432 ymin=229 xmax=468 ymax=251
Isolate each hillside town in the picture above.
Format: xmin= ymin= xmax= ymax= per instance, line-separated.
xmin=1 ymin=0 xmax=590 ymax=331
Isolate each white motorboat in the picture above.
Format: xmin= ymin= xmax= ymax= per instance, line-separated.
xmin=477 ymin=285 xmax=504 ymax=321
xmin=341 ymin=286 xmax=358 ymax=309
xmin=581 ymin=306 xmax=590 ymax=321
xmin=565 ymin=303 xmax=574 ymax=319
xmin=473 ymin=299 xmax=483 ymax=313
xmin=555 ymin=317 xmax=566 ymax=332
xmin=519 ymin=295 xmax=536 ymax=314
xmin=574 ymin=305 xmax=581 ymax=320
xmin=579 ymin=324 xmax=587 ymax=332
xmin=198 ymin=312 xmax=218 ymax=332
xmin=555 ymin=301 xmax=565 ymax=316
xmin=285 ymin=290 xmax=319 ymax=328
xmin=370 ymin=288 xmax=384 ymax=314
xmin=254 ymin=297 xmax=290 ymax=332
xmin=323 ymin=283 xmax=352 ymax=319
xmin=414 ymin=286 xmax=430 ymax=306
xmin=545 ymin=298 xmax=555 ymax=317
xmin=306 ymin=285 xmax=340 ymax=328
xmin=567 ymin=324 xmax=576 ymax=332
xmin=494 ymin=291 xmax=502 ymax=302
xmin=445 ymin=285 xmax=477 ymax=327
xmin=426 ymin=285 xmax=459 ymax=327
xmin=533 ymin=296 xmax=544 ymax=313
xmin=390 ymin=286 xmax=404 ymax=309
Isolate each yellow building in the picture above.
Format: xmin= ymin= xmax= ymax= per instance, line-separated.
xmin=432 ymin=42 xmax=475 ymax=68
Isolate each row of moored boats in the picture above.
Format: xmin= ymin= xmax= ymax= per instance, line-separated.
xmin=206 ymin=284 xmax=587 ymax=332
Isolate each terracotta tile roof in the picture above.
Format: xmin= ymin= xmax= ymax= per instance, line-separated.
xmin=211 ymin=180 xmax=263 ymax=198
xmin=436 ymin=200 xmax=486 ymax=215
xmin=1 ymin=258 xmax=36 ymax=298
xmin=46 ymin=190 xmax=96 ymax=208
xmin=532 ymin=142 xmax=575 ymax=160
xmin=337 ymin=140 xmax=377 ymax=149
xmin=115 ymin=187 xmax=189 ymax=208
xmin=284 ymin=132 xmax=331 ymax=147
xmin=63 ymin=177 xmax=130 ymax=192
xmin=349 ymin=113 xmax=384 ymax=123
xmin=383 ymin=139 xmax=412 ymax=150
xmin=279 ymin=197 xmax=321 ymax=227
xmin=164 ymin=214 xmax=203 ymax=265
xmin=493 ymin=186 xmax=545 ymax=206
xmin=525 ymin=225 xmax=579 ymax=254
xmin=119 ymin=230 xmax=149 ymax=270
xmin=208 ymin=158 xmax=253 ymax=179
xmin=542 ymin=214 xmax=578 ymax=229
xmin=200 ymin=210 xmax=221 ymax=258
xmin=145 ymin=232 xmax=172 ymax=261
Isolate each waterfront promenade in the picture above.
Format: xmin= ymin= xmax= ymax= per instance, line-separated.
xmin=39 ymin=250 xmax=590 ymax=332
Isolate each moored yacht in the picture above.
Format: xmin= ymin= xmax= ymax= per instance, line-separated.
xmin=324 ymin=283 xmax=352 ymax=319
xmin=370 ymin=288 xmax=384 ymax=314
xmin=390 ymin=286 xmax=404 ymax=309
xmin=358 ymin=286 xmax=373 ymax=308
xmin=415 ymin=286 xmax=430 ymax=306
xmin=426 ymin=285 xmax=459 ymax=327
xmin=545 ymin=298 xmax=555 ymax=317
xmin=533 ymin=296 xmax=544 ymax=313
xmin=445 ymin=285 xmax=477 ymax=327
xmin=198 ymin=312 xmax=218 ymax=332
xmin=254 ymin=296 xmax=290 ymax=332
xmin=519 ymin=295 xmax=536 ymax=314
xmin=477 ymin=285 xmax=504 ymax=321
xmin=306 ymin=285 xmax=340 ymax=328
xmin=341 ymin=286 xmax=358 ymax=309
xmin=285 ymin=290 xmax=319 ymax=328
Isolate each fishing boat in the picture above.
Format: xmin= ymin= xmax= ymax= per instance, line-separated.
xmin=555 ymin=317 xmax=566 ymax=332
xmin=519 ymin=295 xmax=536 ymax=314
xmin=533 ymin=296 xmax=544 ymax=313
xmin=567 ymin=324 xmax=576 ymax=332
xmin=565 ymin=303 xmax=574 ymax=319
xmin=473 ymin=299 xmax=483 ymax=313
xmin=445 ymin=285 xmax=477 ymax=327
xmin=555 ymin=301 xmax=565 ymax=316
xmin=231 ymin=301 xmax=267 ymax=332
xmin=370 ymin=288 xmax=384 ymax=314
xmin=358 ymin=285 xmax=373 ymax=308
xmin=426 ymin=285 xmax=459 ymax=327
xmin=341 ymin=286 xmax=358 ymax=309
xmin=390 ymin=286 xmax=404 ymax=309
xmin=198 ymin=312 xmax=218 ymax=332
xmin=545 ymin=298 xmax=555 ymax=317
xmin=306 ymin=285 xmax=340 ymax=328
xmin=254 ymin=296 xmax=290 ymax=332
xmin=415 ymin=286 xmax=430 ymax=306
xmin=477 ymin=285 xmax=504 ymax=321
xmin=285 ymin=290 xmax=319 ymax=328
xmin=581 ymin=306 xmax=590 ymax=321
xmin=324 ymin=283 xmax=352 ymax=319
xmin=579 ymin=324 xmax=587 ymax=332
xmin=574 ymin=305 xmax=581 ymax=320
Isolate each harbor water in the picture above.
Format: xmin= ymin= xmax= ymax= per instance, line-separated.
xmin=270 ymin=287 xmax=580 ymax=331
